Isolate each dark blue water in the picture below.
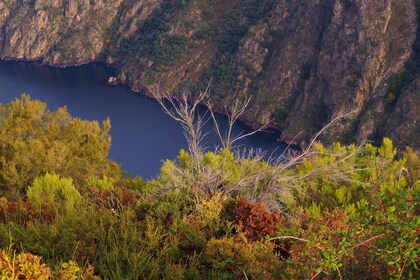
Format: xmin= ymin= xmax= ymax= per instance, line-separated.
xmin=0 ymin=60 xmax=286 ymax=178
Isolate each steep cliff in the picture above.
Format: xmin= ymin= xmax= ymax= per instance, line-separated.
xmin=0 ymin=0 xmax=418 ymax=150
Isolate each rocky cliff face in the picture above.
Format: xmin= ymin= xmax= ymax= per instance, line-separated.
xmin=0 ymin=0 xmax=122 ymax=63
xmin=383 ymin=77 xmax=420 ymax=151
xmin=0 ymin=0 xmax=418 ymax=150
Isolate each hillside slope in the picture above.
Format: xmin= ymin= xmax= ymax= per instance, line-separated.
xmin=0 ymin=0 xmax=418 ymax=150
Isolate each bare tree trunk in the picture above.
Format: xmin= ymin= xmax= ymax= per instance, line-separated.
xmin=151 ymin=85 xmax=362 ymax=211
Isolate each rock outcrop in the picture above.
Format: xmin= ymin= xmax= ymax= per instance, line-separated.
xmin=0 ymin=0 xmax=418 ymax=150
xmin=383 ymin=77 xmax=420 ymax=151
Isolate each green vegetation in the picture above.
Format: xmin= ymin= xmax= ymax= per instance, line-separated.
xmin=107 ymin=1 xmax=192 ymax=74
xmin=0 ymin=94 xmax=120 ymax=199
xmin=197 ymin=0 xmax=276 ymax=99
xmin=0 ymin=96 xmax=419 ymax=279
xmin=104 ymin=0 xmax=277 ymax=99
xmin=0 ymin=249 xmax=99 ymax=279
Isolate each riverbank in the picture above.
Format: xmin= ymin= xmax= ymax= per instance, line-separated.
xmin=0 ymin=59 xmax=288 ymax=178
xmin=1 ymin=56 xmax=291 ymax=142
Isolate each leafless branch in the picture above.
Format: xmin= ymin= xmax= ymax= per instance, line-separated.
xmin=152 ymin=83 xmax=363 ymax=210
xmin=206 ymin=96 xmax=270 ymax=150
xmin=152 ymin=86 xmax=209 ymax=158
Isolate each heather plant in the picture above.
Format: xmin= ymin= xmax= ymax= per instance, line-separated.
xmin=27 ymin=173 xmax=81 ymax=216
xmin=0 ymin=197 xmax=55 ymax=225
xmin=0 ymin=249 xmax=52 ymax=279
xmin=272 ymin=139 xmax=419 ymax=279
xmin=0 ymin=96 xmax=418 ymax=279
xmin=228 ymin=198 xmax=281 ymax=241
xmin=201 ymin=237 xmax=282 ymax=279
xmin=0 ymin=249 xmax=100 ymax=280
xmin=86 ymin=176 xmax=115 ymax=192
xmin=193 ymin=193 xmax=230 ymax=236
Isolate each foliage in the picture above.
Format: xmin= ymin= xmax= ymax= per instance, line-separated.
xmin=229 ymin=198 xmax=281 ymax=241
xmin=0 ymin=249 xmax=52 ymax=279
xmin=0 ymin=96 xmax=418 ymax=279
xmin=0 ymin=198 xmax=55 ymax=225
xmin=27 ymin=173 xmax=81 ymax=216
xmin=276 ymin=139 xmax=420 ymax=279
xmin=0 ymin=249 xmax=99 ymax=280
xmin=0 ymin=95 xmax=121 ymax=199
xmin=159 ymin=148 xmax=293 ymax=210
xmin=201 ymin=237 xmax=281 ymax=279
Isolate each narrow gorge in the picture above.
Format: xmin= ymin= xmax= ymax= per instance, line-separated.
xmin=1 ymin=0 xmax=419 ymax=150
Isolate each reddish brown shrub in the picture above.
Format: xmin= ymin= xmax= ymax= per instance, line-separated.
xmin=88 ymin=187 xmax=140 ymax=211
xmin=119 ymin=187 xmax=139 ymax=206
xmin=229 ymin=198 xmax=281 ymax=241
xmin=0 ymin=198 xmax=55 ymax=225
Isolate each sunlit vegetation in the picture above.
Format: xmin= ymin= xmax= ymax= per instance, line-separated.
xmin=0 ymin=95 xmax=418 ymax=279
xmin=0 ymin=94 xmax=120 ymax=199
xmin=0 ymin=249 xmax=99 ymax=279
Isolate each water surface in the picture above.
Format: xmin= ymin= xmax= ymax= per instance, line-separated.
xmin=0 ymin=60 xmax=286 ymax=178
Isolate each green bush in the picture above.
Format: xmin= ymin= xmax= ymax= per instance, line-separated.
xmin=0 ymin=96 xmax=419 ymax=279
xmin=27 ymin=173 xmax=81 ymax=216
xmin=0 ymin=95 xmax=121 ymax=199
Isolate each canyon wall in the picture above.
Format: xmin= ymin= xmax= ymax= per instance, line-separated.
xmin=0 ymin=0 xmax=418 ymax=150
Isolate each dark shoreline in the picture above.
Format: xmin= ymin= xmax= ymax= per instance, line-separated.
xmin=0 ymin=57 xmax=296 ymax=150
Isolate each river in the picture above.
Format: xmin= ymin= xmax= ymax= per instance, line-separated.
xmin=0 ymin=60 xmax=286 ymax=178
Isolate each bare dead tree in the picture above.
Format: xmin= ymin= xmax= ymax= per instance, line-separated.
xmin=206 ymin=96 xmax=270 ymax=150
xmin=152 ymin=85 xmax=210 ymax=158
xmin=152 ymin=84 xmax=363 ymax=211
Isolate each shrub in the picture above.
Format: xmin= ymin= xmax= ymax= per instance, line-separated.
xmin=0 ymin=250 xmax=100 ymax=280
xmin=0 ymin=95 xmax=121 ymax=199
xmin=0 ymin=198 xmax=55 ymax=225
xmin=0 ymin=250 xmax=51 ymax=279
xmin=201 ymin=237 xmax=281 ymax=279
xmin=276 ymin=139 xmax=420 ymax=279
xmin=56 ymin=261 xmax=100 ymax=280
xmin=88 ymin=186 xmax=140 ymax=211
xmin=229 ymin=198 xmax=281 ymax=241
xmin=194 ymin=193 xmax=230 ymax=236
xmin=1 ymin=94 xmax=419 ymax=279
xmin=27 ymin=173 xmax=81 ymax=216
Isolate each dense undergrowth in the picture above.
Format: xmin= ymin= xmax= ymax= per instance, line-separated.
xmin=0 ymin=95 xmax=418 ymax=279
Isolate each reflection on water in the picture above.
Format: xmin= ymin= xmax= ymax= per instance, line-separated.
xmin=0 ymin=60 xmax=286 ymax=178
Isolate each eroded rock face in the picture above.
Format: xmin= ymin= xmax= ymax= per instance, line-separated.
xmin=383 ymin=78 xmax=420 ymax=151
xmin=0 ymin=0 xmax=418 ymax=150
xmin=279 ymin=0 xmax=417 ymax=146
xmin=1 ymin=0 xmax=123 ymax=63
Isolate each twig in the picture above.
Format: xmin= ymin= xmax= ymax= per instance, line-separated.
xmin=267 ymin=235 xmax=310 ymax=243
